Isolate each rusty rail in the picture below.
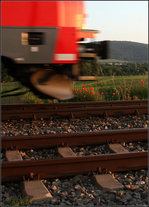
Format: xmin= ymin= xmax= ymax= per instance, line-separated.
xmin=2 ymin=151 xmax=147 ymax=182
xmin=2 ymin=128 xmax=147 ymax=149
xmin=2 ymin=100 xmax=147 ymax=120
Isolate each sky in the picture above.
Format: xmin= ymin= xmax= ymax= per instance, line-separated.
xmin=85 ymin=1 xmax=148 ymax=44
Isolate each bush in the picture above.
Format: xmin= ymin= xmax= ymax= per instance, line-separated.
xmin=130 ymin=86 xmax=148 ymax=99
xmin=2 ymin=64 xmax=14 ymax=82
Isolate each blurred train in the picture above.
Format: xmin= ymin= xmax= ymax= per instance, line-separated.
xmin=1 ymin=1 xmax=108 ymax=100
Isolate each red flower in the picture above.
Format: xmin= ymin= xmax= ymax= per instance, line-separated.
xmin=95 ymin=82 xmax=98 ymax=85
xmin=80 ymin=90 xmax=82 ymax=93
xmin=83 ymin=87 xmax=87 ymax=91
xmin=81 ymin=83 xmax=84 ymax=86
xmin=101 ymin=92 xmax=104 ymax=95
xmin=123 ymin=83 xmax=126 ymax=86
xmin=90 ymin=88 xmax=94 ymax=90
xmin=117 ymin=92 xmax=119 ymax=95
xmin=112 ymin=93 xmax=115 ymax=95
xmin=90 ymin=91 xmax=94 ymax=94
xmin=88 ymin=84 xmax=90 ymax=86
xmin=142 ymin=81 xmax=145 ymax=84
xmin=130 ymin=82 xmax=133 ymax=85
xmin=139 ymin=86 xmax=141 ymax=88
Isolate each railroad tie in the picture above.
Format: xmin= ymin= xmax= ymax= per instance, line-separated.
xmin=93 ymin=143 xmax=127 ymax=190
xmin=24 ymin=180 xmax=52 ymax=203
xmin=94 ymin=174 xmax=124 ymax=190
xmin=6 ymin=150 xmax=23 ymax=161
xmin=5 ymin=150 xmax=52 ymax=203
xmin=58 ymin=147 xmax=77 ymax=157
xmin=108 ymin=143 xmax=129 ymax=153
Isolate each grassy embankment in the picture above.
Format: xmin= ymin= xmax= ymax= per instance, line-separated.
xmin=1 ymin=74 xmax=148 ymax=104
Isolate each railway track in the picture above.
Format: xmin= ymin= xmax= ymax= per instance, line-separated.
xmin=2 ymin=128 xmax=148 ymax=182
xmin=2 ymin=100 xmax=148 ymax=205
xmin=2 ymin=151 xmax=147 ymax=183
xmin=2 ymin=100 xmax=147 ymax=120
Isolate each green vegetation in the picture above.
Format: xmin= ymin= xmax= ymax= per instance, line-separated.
xmin=1 ymin=60 xmax=148 ymax=104
xmin=1 ymin=82 xmax=53 ymax=104
xmin=80 ymin=61 xmax=148 ymax=76
xmin=2 ymin=74 xmax=148 ymax=104
xmin=2 ymin=62 xmax=14 ymax=82
xmin=6 ymin=196 xmax=30 ymax=206
xmin=72 ymin=75 xmax=148 ymax=102
xmin=1 ymin=75 xmax=148 ymax=104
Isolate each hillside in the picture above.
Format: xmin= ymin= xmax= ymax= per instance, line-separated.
xmin=108 ymin=41 xmax=148 ymax=62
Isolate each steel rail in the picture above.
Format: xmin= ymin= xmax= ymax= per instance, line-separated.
xmin=2 ymin=103 xmax=147 ymax=120
xmin=2 ymin=105 xmax=147 ymax=120
xmin=2 ymin=128 xmax=147 ymax=149
xmin=2 ymin=100 xmax=147 ymax=109
xmin=2 ymin=151 xmax=147 ymax=182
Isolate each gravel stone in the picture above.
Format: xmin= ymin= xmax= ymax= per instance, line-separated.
xmin=2 ymin=114 xmax=148 ymax=136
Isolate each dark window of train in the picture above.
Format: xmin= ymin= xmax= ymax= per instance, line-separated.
xmin=28 ymin=32 xmax=44 ymax=45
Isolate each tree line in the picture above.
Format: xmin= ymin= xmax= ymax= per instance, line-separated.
xmin=80 ymin=61 xmax=148 ymax=76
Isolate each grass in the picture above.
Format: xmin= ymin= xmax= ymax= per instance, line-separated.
xmin=6 ymin=196 xmax=30 ymax=206
xmin=74 ymin=75 xmax=148 ymax=88
xmin=72 ymin=75 xmax=148 ymax=102
xmin=1 ymin=74 xmax=148 ymax=104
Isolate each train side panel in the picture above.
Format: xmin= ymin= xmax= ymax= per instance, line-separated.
xmin=1 ymin=1 xmax=59 ymax=27
xmin=58 ymin=1 xmax=85 ymax=28
xmin=2 ymin=27 xmax=58 ymax=64
xmin=52 ymin=27 xmax=79 ymax=64
xmin=1 ymin=1 xmax=83 ymax=64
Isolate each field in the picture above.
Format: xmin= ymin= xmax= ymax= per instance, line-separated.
xmin=1 ymin=75 xmax=148 ymax=104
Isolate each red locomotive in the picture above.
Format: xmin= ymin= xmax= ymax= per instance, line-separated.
xmin=1 ymin=1 xmax=108 ymax=100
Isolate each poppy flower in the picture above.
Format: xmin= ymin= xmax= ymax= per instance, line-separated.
xmin=83 ymin=87 xmax=87 ymax=91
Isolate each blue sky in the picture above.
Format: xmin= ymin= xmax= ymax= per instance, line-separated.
xmin=85 ymin=1 xmax=148 ymax=44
